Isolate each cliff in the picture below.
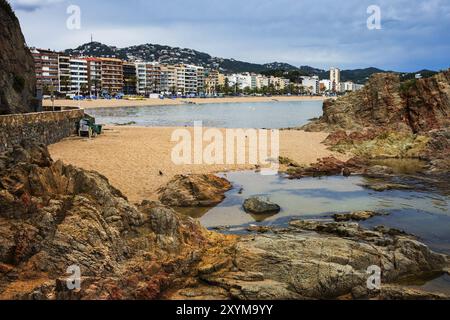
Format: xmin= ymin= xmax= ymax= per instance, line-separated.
xmin=0 ymin=0 xmax=36 ymax=115
xmin=303 ymin=71 xmax=450 ymax=133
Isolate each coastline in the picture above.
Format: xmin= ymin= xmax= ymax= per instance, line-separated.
xmin=48 ymin=125 xmax=345 ymax=203
xmin=43 ymin=96 xmax=325 ymax=109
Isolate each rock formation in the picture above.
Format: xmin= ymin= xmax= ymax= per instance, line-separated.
xmin=0 ymin=143 xmax=221 ymax=299
xmin=0 ymin=0 xmax=37 ymax=115
xmin=0 ymin=144 xmax=449 ymax=300
xmin=303 ymin=71 xmax=450 ymax=134
xmin=158 ymin=174 xmax=232 ymax=207
xmin=173 ymin=220 xmax=449 ymax=300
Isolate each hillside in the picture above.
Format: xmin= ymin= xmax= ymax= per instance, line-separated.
xmin=64 ymin=42 xmax=440 ymax=83
xmin=65 ymin=42 xmax=299 ymax=74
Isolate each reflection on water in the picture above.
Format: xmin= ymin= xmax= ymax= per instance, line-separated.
xmin=87 ymin=101 xmax=323 ymax=129
xmin=175 ymin=171 xmax=450 ymax=254
xmin=396 ymin=273 xmax=450 ymax=296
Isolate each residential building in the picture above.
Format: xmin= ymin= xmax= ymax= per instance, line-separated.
xmin=176 ymin=64 xmax=186 ymax=94
xmin=31 ymin=48 xmax=60 ymax=93
xmin=58 ymin=55 xmax=71 ymax=94
xmin=184 ymin=65 xmax=200 ymax=94
xmin=204 ymin=69 xmax=219 ymax=95
xmin=269 ymin=76 xmax=289 ymax=91
xmin=319 ymin=79 xmax=332 ymax=92
xmin=330 ymin=67 xmax=341 ymax=92
xmin=99 ymin=58 xmax=123 ymax=94
xmin=256 ymin=74 xmax=269 ymax=88
xmin=160 ymin=64 xmax=177 ymax=93
xmin=301 ymin=76 xmax=320 ymax=95
xmin=218 ymin=73 xmax=226 ymax=86
xmin=196 ymin=66 xmax=205 ymax=94
xmin=135 ymin=62 xmax=161 ymax=95
xmin=85 ymin=57 xmax=102 ymax=95
xmin=69 ymin=58 xmax=88 ymax=94
xmin=226 ymin=73 xmax=253 ymax=91
xmin=123 ymin=62 xmax=137 ymax=95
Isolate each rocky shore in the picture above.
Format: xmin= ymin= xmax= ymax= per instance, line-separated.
xmin=0 ymin=143 xmax=449 ymax=300
xmin=300 ymin=71 xmax=450 ymax=175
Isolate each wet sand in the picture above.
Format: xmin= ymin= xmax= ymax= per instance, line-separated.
xmin=49 ymin=126 xmax=346 ymax=203
xmin=43 ymin=96 xmax=325 ymax=109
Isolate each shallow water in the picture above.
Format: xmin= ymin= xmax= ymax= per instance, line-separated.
xmin=177 ymin=171 xmax=450 ymax=255
xmin=87 ymin=100 xmax=323 ymax=129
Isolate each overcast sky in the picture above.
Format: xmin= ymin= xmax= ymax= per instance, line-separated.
xmin=9 ymin=0 xmax=450 ymax=71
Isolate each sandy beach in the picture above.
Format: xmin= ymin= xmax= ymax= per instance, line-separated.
xmin=43 ymin=96 xmax=325 ymax=109
xmin=49 ymin=126 xmax=346 ymax=203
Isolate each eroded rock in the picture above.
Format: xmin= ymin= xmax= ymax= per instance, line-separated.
xmin=158 ymin=174 xmax=232 ymax=207
xmin=184 ymin=220 xmax=448 ymax=300
xmin=333 ymin=211 xmax=387 ymax=222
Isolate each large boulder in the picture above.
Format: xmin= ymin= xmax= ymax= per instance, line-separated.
xmin=0 ymin=0 xmax=37 ymax=114
xmin=158 ymin=174 xmax=232 ymax=207
xmin=243 ymin=197 xmax=281 ymax=215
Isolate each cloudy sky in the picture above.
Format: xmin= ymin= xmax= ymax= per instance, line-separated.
xmin=9 ymin=0 xmax=450 ymax=71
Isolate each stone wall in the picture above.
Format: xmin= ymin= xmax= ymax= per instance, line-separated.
xmin=0 ymin=109 xmax=84 ymax=152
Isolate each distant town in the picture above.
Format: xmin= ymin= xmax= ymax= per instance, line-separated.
xmin=31 ymin=47 xmax=364 ymax=99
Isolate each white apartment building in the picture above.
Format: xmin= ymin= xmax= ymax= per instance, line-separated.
xmin=226 ymin=73 xmax=253 ymax=90
xmin=319 ymin=79 xmax=332 ymax=92
xmin=301 ymin=76 xmax=320 ymax=95
xmin=330 ymin=67 xmax=341 ymax=92
xmin=135 ymin=62 xmax=161 ymax=94
xmin=69 ymin=58 xmax=88 ymax=94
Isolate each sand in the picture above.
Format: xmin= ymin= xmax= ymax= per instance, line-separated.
xmin=43 ymin=96 xmax=324 ymax=109
xmin=49 ymin=126 xmax=346 ymax=203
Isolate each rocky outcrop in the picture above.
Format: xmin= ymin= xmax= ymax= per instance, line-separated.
xmin=287 ymin=156 xmax=365 ymax=179
xmin=0 ymin=0 xmax=37 ymax=115
xmin=158 ymin=174 xmax=232 ymax=207
xmin=333 ymin=211 xmax=387 ymax=222
xmin=0 ymin=143 xmax=219 ymax=299
xmin=243 ymin=197 xmax=281 ymax=215
xmin=302 ymin=71 xmax=450 ymax=134
xmin=175 ymin=220 xmax=449 ymax=300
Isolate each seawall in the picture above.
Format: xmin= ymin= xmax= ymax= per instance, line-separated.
xmin=0 ymin=109 xmax=84 ymax=152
